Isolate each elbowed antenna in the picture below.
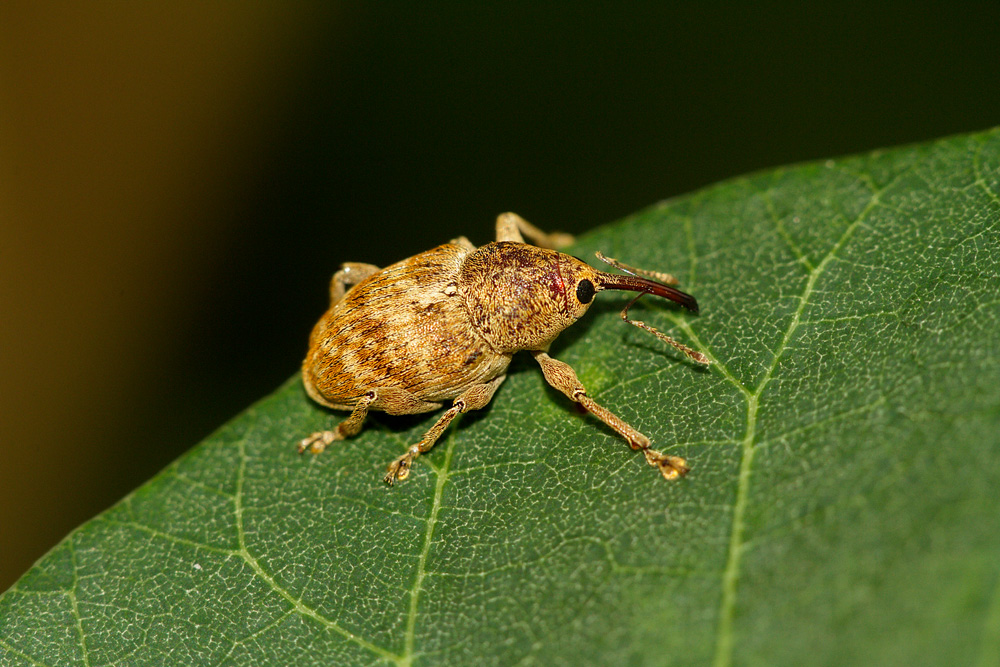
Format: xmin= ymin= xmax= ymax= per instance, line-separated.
xmin=593 ymin=251 xmax=710 ymax=365
xmin=593 ymin=251 xmax=699 ymax=314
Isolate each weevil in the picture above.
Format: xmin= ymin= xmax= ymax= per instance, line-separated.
xmin=299 ymin=212 xmax=710 ymax=485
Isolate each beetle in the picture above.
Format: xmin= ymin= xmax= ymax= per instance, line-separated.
xmin=299 ymin=212 xmax=709 ymax=485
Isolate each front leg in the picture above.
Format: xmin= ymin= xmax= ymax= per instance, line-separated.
xmin=531 ymin=350 xmax=690 ymax=480
xmin=385 ymin=374 xmax=507 ymax=485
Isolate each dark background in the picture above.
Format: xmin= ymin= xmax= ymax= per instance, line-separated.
xmin=2 ymin=2 xmax=998 ymax=591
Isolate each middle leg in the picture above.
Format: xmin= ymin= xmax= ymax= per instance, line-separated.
xmin=329 ymin=262 xmax=381 ymax=304
xmin=495 ymin=212 xmax=575 ymax=248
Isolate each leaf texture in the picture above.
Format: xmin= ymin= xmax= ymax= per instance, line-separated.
xmin=3 ymin=128 xmax=1000 ymax=666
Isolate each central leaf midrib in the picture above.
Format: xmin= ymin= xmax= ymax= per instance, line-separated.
xmin=711 ymin=182 xmax=882 ymax=667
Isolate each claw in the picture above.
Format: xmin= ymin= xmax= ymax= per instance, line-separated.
xmin=384 ymin=457 xmax=409 ymax=486
xmin=298 ymin=431 xmax=337 ymax=455
xmin=384 ymin=449 xmax=418 ymax=486
xmin=644 ymin=449 xmax=690 ymax=480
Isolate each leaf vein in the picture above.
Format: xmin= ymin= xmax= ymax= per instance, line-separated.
xmin=973 ymin=133 xmax=1000 ymax=207
xmin=66 ymin=539 xmax=91 ymax=667
xmin=399 ymin=417 xmax=459 ymax=667
xmin=0 ymin=639 xmax=56 ymax=667
xmin=233 ymin=435 xmax=400 ymax=663
xmin=101 ymin=518 xmax=238 ymax=556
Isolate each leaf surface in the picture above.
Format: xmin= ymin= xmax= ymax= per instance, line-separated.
xmin=3 ymin=128 xmax=1000 ymax=667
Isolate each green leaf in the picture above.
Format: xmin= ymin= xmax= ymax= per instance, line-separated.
xmin=3 ymin=128 xmax=1000 ymax=667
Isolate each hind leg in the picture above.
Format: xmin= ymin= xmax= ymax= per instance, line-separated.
xmin=298 ymin=387 xmax=441 ymax=454
xmin=298 ymin=390 xmax=377 ymax=454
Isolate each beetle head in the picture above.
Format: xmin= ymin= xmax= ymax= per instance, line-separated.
xmin=460 ymin=242 xmax=698 ymax=354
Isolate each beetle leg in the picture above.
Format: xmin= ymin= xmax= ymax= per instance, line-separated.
xmin=495 ymin=212 xmax=575 ymax=249
xmin=450 ymin=235 xmax=476 ymax=250
xmin=329 ymin=262 xmax=381 ymax=305
xmin=531 ymin=351 xmax=689 ymax=480
xmin=384 ymin=374 xmax=507 ymax=485
xmin=298 ymin=390 xmax=377 ymax=454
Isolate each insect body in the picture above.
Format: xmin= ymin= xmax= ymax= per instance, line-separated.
xmin=300 ymin=213 xmax=709 ymax=485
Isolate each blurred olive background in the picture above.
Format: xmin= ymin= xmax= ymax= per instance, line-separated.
xmin=2 ymin=2 xmax=998 ymax=591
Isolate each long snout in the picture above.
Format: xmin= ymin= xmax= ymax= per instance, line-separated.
xmin=594 ymin=272 xmax=699 ymax=313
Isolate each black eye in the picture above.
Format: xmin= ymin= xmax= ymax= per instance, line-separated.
xmin=576 ymin=279 xmax=595 ymax=304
